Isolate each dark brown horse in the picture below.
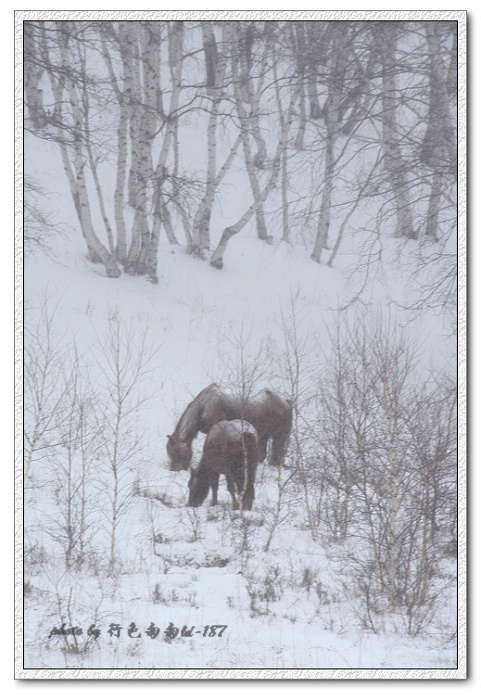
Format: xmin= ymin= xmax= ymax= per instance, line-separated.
xmin=166 ymin=383 xmax=292 ymax=471
xmin=187 ymin=420 xmax=259 ymax=510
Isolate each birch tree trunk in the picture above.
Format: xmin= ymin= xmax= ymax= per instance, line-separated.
xmin=136 ymin=22 xmax=161 ymax=277
xmin=123 ymin=23 xmax=159 ymax=276
xmin=190 ymin=23 xmax=222 ymax=255
xmin=190 ymin=23 xmax=231 ymax=256
xmin=24 ymin=23 xmax=46 ymax=128
xmin=209 ymin=160 xmax=279 ymax=269
xmin=145 ymin=21 xmax=185 ymax=278
xmin=305 ymin=23 xmax=328 ymax=120
xmin=230 ymin=23 xmax=271 ymax=242
xmin=100 ymin=21 xmax=133 ymax=263
xmin=420 ymin=23 xmax=457 ymax=176
xmin=425 ymin=171 xmax=443 ymax=241
xmin=119 ymin=21 xmax=180 ymax=283
xmin=421 ymin=23 xmax=457 ymax=240
xmin=273 ymin=58 xmax=291 ymax=242
xmin=42 ymin=24 xmax=121 ymax=278
xmin=291 ymin=23 xmax=308 ymax=151
xmin=379 ymin=23 xmax=417 ymax=240
xmin=210 ymin=84 xmax=299 ymax=269
xmin=311 ymin=25 xmax=349 ymax=262
xmin=77 ymin=41 xmax=115 ymax=255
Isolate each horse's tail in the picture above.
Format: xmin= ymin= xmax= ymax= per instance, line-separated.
xmin=242 ymin=429 xmax=259 ymax=465
xmin=239 ymin=429 xmax=259 ymax=510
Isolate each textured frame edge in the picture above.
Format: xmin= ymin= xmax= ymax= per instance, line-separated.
xmin=15 ymin=8 xmax=467 ymax=681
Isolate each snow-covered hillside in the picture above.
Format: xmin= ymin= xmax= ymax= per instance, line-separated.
xmin=24 ymin=196 xmax=457 ymax=673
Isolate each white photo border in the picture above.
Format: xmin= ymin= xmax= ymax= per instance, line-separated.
xmin=15 ymin=8 xmax=467 ymax=680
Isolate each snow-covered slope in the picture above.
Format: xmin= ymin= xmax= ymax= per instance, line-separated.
xmin=23 ymin=221 xmax=457 ymax=672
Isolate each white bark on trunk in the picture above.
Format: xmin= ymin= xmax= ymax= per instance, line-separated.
xmin=229 ymin=23 xmax=270 ymax=241
xmin=420 ymin=23 xmax=456 ymax=175
xmin=44 ymin=27 xmax=120 ymax=277
xmin=294 ymin=79 xmax=307 ymax=152
xmin=191 ymin=135 xmax=242 ymax=255
xmin=421 ymin=24 xmax=457 ymax=240
xmin=78 ymin=43 xmax=115 ymax=255
xmin=190 ymin=24 xmax=233 ymax=255
xmin=150 ymin=22 xmax=184 ymax=254
xmin=125 ymin=23 xmax=142 ymax=211
xmin=311 ymin=26 xmax=349 ymax=263
xmin=273 ymin=59 xmax=290 ymax=242
xmin=209 ymin=162 xmax=279 ymax=269
xmin=102 ymin=22 xmax=132 ymax=263
xmin=135 ymin=22 xmax=160 ymax=274
xmin=24 ymin=23 xmax=46 ymax=128
xmin=425 ymin=170 xmax=443 ymax=241
xmin=121 ymin=21 xmax=184 ymax=279
xmin=292 ymin=23 xmax=308 ymax=150
xmin=379 ymin=24 xmax=416 ymax=241
xmin=210 ymin=85 xmax=299 ymax=269
xmin=123 ymin=22 xmax=161 ymax=276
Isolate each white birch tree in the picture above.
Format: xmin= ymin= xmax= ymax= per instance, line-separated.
xmin=420 ymin=22 xmax=457 ymax=241
xmin=229 ymin=22 xmax=272 ymax=242
xmin=209 ymin=77 xmax=300 ymax=269
xmin=378 ymin=22 xmax=417 ymax=241
xmin=37 ymin=22 xmax=121 ymax=277
xmin=311 ymin=23 xmax=351 ymax=262
xmin=188 ymin=23 xmax=241 ymax=256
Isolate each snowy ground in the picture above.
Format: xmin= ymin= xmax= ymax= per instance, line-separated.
xmin=23 ymin=221 xmax=458 ymax=673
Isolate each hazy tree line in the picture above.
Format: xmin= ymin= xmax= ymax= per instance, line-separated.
xmin=24 ymin=19 xmax=457 ymax=303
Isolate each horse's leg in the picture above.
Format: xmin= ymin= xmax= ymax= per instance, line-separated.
xmin=243 ymin=482 xmax=254 ymax=510
xmin=270 ymin=406 xmax=292 ymax=465
xmin=209 ymin=471 xmax=220 ymax=506
xmin=242 ymin=451 xmax=256 ymax=509
xmin=225 ymin=474 xmax=239 ymax=510
xmin=269 ymin=431 xmax=280 ymax=465
xmin=258 ymin=433 xmax=269 ymax=463
xmin=270 ymin=423 xmax=289 ymax=465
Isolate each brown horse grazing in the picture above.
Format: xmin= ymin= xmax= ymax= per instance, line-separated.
xmin=166 ymin=384 xmax=292 ymax=471
xmin=187 ymin=420 xmax=259 ymax=510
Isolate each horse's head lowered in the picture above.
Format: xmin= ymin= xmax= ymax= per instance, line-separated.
xmin=187 ymin=464 xmax=209 ymax=507
xmin=166 ymin=433 xmax=192 ymax=471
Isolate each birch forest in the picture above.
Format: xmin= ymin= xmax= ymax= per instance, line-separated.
xmin=24 ymin=19 xmax=457 ymax=304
